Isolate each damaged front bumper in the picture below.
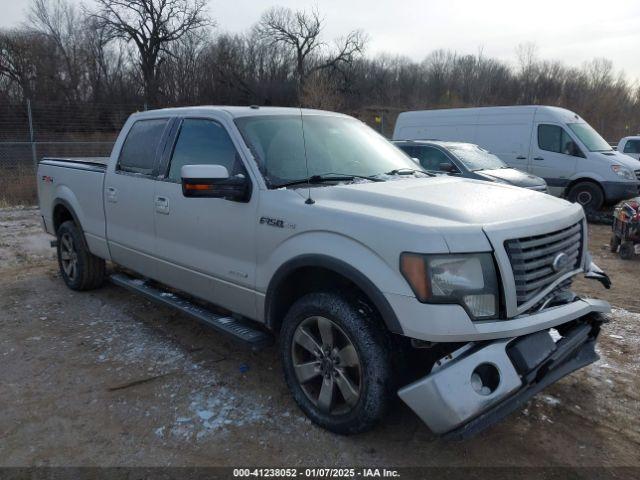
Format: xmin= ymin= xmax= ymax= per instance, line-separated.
xmin=398 ymin=310 xmax=607 ymax=439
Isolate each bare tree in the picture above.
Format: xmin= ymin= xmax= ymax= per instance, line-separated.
xmin=256 ymin=6 xmax=366 ymax=102
xmin=91 ymin=0 xmax=212 ymax=105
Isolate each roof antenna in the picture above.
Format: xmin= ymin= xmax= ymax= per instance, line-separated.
xmin=300 ymin=107 xmax=315 ymax=205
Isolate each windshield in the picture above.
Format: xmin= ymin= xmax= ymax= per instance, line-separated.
xmin=567 ymin=123 xmax=612 ymax=152
xmin=448 ymin=144 xmax=506 ymax=171
xmin=234 ymin=114 xmax=420 ymax=187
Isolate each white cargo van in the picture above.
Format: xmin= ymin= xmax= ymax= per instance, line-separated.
xmin=393 ymin=106 xmax=640 ymax=210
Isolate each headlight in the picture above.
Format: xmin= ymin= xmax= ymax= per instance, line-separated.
xmin=400 ymin=253 xmax=499 ymax=319
xmin=611 ymin=165 xmax=634 ymax=180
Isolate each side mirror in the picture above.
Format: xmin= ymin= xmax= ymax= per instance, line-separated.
xmin=439 ymin=163 xmax=457 ymax=173
xmin=410 ymin=157 xmax=421 ymax=165
xmin=181 ymin=164 xmax=250 ymax=202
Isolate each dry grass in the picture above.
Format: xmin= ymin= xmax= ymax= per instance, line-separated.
xmin=0 ymin=165 xmax=37 ymax=207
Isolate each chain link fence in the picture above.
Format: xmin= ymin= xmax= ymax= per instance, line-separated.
xmin=0 ymin=100 xmax=145 ymax=206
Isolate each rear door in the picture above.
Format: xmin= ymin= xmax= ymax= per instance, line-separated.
xmin=152 ymin=117 xmax=259 ymax=319
xmin=529 ymin=123 xmax=580 ymax=196
xmin=104 ymin=118 xmax=171 ymax=278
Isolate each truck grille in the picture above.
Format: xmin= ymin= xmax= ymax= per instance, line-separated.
xmin=505 ymin=222 xmax=583 ymax=308
xmin=635 ymin=169 xmax=640 ymax=181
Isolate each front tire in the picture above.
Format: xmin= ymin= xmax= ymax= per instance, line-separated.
xmin=280 ymin=292 xmax=393 ymax=435
xmin=567 ymin=182 xmax=604 ymax=211
xmin=609 ymin=234 xmax=621 ymax=253
xmin=56 ymin=220 xmax=105 ymax=290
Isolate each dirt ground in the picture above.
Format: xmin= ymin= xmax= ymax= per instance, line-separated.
xmin=0 ymin=206 xmax=639 ymax=467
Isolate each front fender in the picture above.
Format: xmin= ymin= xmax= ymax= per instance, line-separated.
xmin=259 ymin=231 xmax=412 ymax=334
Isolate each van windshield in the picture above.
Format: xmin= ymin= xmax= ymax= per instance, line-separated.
xmin=567 ymin=123 xmax=612 ymax=152
xmin=235 ymin=114 xmax=420 ymax=188
xmin=448 ymin=144 xmax=506 ymax=171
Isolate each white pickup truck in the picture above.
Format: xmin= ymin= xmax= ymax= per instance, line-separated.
xmin=38 ymin=106 xmax=612 ymax=438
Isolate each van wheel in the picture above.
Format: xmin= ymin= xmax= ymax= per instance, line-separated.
xmin=280 ymin=292 xmax=393 ymax=435
xmin=56 ymin=221 xmax=105 ymax=290
xmin=567 ymin=182 xmax=604 ymax=211
xmin=609 ymin=234 xmax=621 ymax=253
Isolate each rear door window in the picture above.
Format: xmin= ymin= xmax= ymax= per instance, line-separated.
xmin=118 ymin=119 xmax=169 ymax=175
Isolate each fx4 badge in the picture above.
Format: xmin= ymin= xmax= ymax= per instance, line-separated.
xmin=259 ymin=216 xmax=296 ymax=229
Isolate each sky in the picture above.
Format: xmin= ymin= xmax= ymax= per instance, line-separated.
xmin=1 ymin=0 xmax=639 ymax=83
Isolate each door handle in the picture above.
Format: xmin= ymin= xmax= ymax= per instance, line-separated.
xmin=106 ymin=187 xmax=118 ymax=202
xmin=533 ymin=157 xmax=544 ymax=161
xmin=155 ymin=196 xmax=170 ymax=214
xmin=516 ymin=156 xmax=527 ymax=160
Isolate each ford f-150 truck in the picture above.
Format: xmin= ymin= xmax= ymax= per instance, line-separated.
xmin=37 ymin=106 xmax=612 ymax=438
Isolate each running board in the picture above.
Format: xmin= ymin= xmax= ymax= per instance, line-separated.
xmin=109 ymin=273 xmax=273 ymax=349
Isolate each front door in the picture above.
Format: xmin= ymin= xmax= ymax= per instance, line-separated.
xmin=529 ymin=123 xmax=580 ymax=196
xmin=153 ymin=117 xmax=259 ymax=319
xmin=104 ymin=118 xmax=170 ymax=278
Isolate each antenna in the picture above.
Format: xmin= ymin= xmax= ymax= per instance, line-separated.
xmin=299 ymin=108 xmax=315 ymax=205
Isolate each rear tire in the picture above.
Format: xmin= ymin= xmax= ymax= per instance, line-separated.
xmin=56 ymin=220 xmax=105 ymax=290
xmin=280 ymin=292 xmax=393 ymax=435
xmin=619 ymin=241 xmax=635 ymax=260
xmin=567 ymin=182 xmax=604 ymax=211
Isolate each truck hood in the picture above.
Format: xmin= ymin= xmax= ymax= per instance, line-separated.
xmin=476 ymin=168 xmax=547 ymax=188
xmin=310 ymin=176 xmax=577 ymax=227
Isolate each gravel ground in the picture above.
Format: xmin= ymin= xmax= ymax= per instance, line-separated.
xmin=0 ymin=207 xmax=639 ymax=467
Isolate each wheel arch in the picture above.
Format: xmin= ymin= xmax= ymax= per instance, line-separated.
xmin=564 ymin=177 xmax=604 ymax=199
xmin=52 ymin=198 xmax=83 ymax=233
xmin=265 ymin=255 xmax=403 ymax=336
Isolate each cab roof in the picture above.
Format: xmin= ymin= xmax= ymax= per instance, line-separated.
xmin=130 ymin=105 xmax=349 ymax=120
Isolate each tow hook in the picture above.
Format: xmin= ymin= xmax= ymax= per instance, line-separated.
xmin=584 ymin=260 xmax=611 ymax=289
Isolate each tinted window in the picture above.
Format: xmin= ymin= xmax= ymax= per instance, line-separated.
xmin=414 ymin=146 xmax=455 ymax=171
xmin=538 ymin=124 xmax=580 ymax=156
xmin=623 ymin=140 xmax=640 ymax=154
xmin=118 ymin=119 xmax=168 ymax=174
xmin=168 ymin=119 xmax=243 ymax=182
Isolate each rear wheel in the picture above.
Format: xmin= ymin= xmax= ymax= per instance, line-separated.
xmin=280 ymin=292 xmax=393 ymax=435
xmin=567 ymin=182 xmax=604 ymax=211
xmin=619 ymin=241 xmax=635 ymax=260
xmin=56 ymin=220 xmax=105 ymax=290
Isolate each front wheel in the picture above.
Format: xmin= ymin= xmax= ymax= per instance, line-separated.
xmin=610 ymin=234 xmax=621 ymax=253
xmin=567 ymin=182 xmax=604 ymax=211
xmin=280 ymin=292 xmax=393 ymax=435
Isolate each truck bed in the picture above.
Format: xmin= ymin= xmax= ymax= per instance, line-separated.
xmin=40 ymin=156 xmax=109 ymax=172
xmin=37 ymin=156 xmax=109 ymax=260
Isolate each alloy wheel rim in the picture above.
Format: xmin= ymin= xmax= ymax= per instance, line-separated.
xmin=60 ymin=232 xmax=78 ymax=281
xmin=291 ymin=316 xmax=361 ymax=415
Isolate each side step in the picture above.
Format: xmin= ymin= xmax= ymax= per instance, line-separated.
xmin=109 ymin=273 xmax=273 ymax=349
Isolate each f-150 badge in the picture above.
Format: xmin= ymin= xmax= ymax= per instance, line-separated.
xmin=259 ymin=217 xmax=296 ymax=229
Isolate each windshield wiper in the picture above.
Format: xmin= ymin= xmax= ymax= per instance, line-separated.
xmin=384 ymin=168 xmax=435 ymax=177
xmin=275 ymin=173 xmax=385 ymax=189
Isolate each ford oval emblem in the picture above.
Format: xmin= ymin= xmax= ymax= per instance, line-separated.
xmin=552 ymin=252 xmax=572 ymax=272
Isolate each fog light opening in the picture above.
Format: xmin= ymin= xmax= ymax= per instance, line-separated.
xmin=471 ymin=363 xmax=500 ymax=396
